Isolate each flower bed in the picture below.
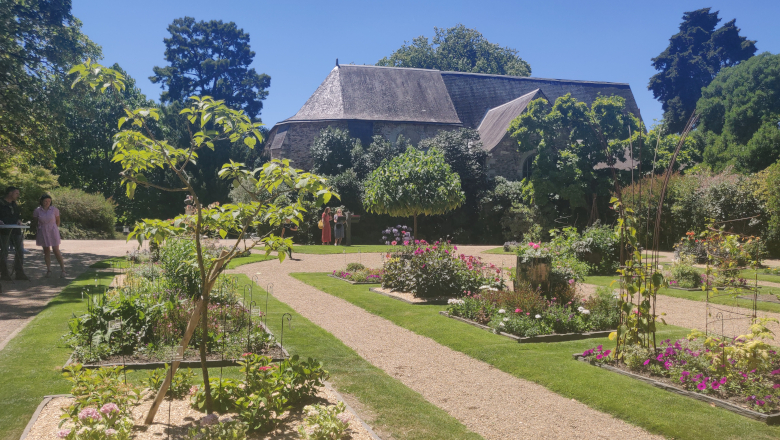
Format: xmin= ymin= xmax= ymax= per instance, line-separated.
xmin=62 ymin=259 xmax=278 ymax=366
xmin=331 ymin=268 xmax=384 ymax=284
xmin=382 ymin=240 xmax=505 ymax=298
xmin=577 ymin=320 xmax=780 ymax=421
xmin=445 ymin=285 xmax=618 ymax=339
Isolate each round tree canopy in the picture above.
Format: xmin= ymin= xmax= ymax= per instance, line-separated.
xmin=363 ymin=147 xmax=465 ymax=217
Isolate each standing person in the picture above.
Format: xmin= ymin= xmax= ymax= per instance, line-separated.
xmin=280 ymin=218 xmax=298 ymax=259
xmin=32 ymin=194 xmax=66 ymax=278
xmin=0 ymin=186 xmax=29 ymax=281
xmin=333 ymin=209 xmax=346 ymax=246
xmin=321 ymin=207 xmax=332 ymax=245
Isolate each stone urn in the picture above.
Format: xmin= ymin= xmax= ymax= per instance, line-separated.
xmin=516 ymin=255 xmax=551 ymax=292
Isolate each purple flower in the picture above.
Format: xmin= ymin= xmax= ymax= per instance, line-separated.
xmin=643 ymin=359 xmax=650 ymax=366
xmin=719 ymin=377 xmax=727 ymax=385
xmin=758 ymin=400 xmax=766 ymax=406
xmin=664 ymin=361 xmax=671 ymax=370
xmin=57 ymin=429 xmax=70 ymax=438
xmin=697 ymin=381 xmax=707 ymax=391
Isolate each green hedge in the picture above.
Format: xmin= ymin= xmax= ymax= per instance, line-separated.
xmin=49 ymin=187 xmax=116 ymax=239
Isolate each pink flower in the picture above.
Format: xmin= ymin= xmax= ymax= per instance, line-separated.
xmin=568 ymin=279 xmax=574 ymax=285
xmin=526 ymin=312 xmax=530 ymax=316
xmin=258 ymin=366 xmax=272 ymax=371
xmin=720 ymin=377 xmax=727 ymax=385
xmin=58 ymin=429 xmax=70 ymax=438
xmin=643 ymin=359 xmax=650 ymax=366
xmin=515 ymin=308 xmax=521 ymax=313
xmin=391 ymin=241 xmax=397 ymax=246
xmin=105 ymin=429 xmax=117 ymax=436
xmin=78 ymin=408 xmax=102 ymax=422
xmin=100 ymin=403 xmax=119 ymax=415
xmin=697 ymin=381 xmax=707 ymax=391
xmin=189 ymin=385 xmax=199 ymax=395
xmin=453 ymin=246 xmax=458 ymax=250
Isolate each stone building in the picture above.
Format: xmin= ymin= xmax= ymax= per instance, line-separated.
xmin=265 ymin=64 xmax=641 ymax=179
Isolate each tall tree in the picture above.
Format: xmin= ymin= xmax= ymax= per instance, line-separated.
xmin=150 ymin=17 xmax=270 ymax=119
xmin=648 ymin=8 xmax=756 ymax=133
xmin=377 ymin=24 xmax=531 ymax=77
xmin=508 ymin=94 xmax=642 ymax=227
xmin=698 ymin=52 xmax=780 ymax=173
xmin=0 ymin=0 xmax=100 ymax=163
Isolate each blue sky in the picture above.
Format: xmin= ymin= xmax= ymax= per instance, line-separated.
xmin=72 ymin=0 xmax=780 ymax=130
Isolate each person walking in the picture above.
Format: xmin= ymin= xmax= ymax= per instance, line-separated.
xmin=32 ymin=194 xmax=66 ymax=278
xmin=321 ymin=207 xmax=332 ymax=245
xmin=0 ymin=186 xmax=29 ymax=281
xmin=333 ymin=208 xmax=346 ymax=246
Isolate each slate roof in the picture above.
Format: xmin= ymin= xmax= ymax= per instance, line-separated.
xmin=440 ymin=71 xmax=642 ymax=128
xmin=477 ymin=89 xmax=547 ymax=152
xmin=283 ymin=65 xmax=461 ymax=124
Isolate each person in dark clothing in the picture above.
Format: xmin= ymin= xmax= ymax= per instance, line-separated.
xmin=0 ymin=186 xmax=29 ymax=281
xmin=280 ymin=218 xmax=299 ymax=259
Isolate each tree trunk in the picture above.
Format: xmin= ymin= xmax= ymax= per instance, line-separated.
xmin=413 ymin=214 xmax=418 ymax=241
xmin=200 ymin=291 xmax=213 ymax=413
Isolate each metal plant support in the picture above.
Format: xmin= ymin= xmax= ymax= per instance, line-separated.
xmin=280 ymin=313 xmax=292 ymax=364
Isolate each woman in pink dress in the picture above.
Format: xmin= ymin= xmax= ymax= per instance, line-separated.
xmin=32 ymin=194 xmax=66 ymax=278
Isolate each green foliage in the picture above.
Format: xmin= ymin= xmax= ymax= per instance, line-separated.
xmin=644 ymin=127 xmax=704 ymax=174
xmin=190 ymin=354 xmax=329 ymax=432
xmin=142 ymin=365 xmax=196 ymax=398
xmin=0 ymin=164 xmax=59 ymax=221
xmin=670 ymin=262 xmax=701 ymax=289
xmin=345 ymin=263 xmax=365 ymax=271
xmin=509 ymin=94 xmax=642 ymax=227
xmin=698 ymin=53 xmax=780 ymax=172
xmin=150 ymin=17 xmax=270 ymax=119
xmin=649 ymin=8 xmax=756 ymax=133
xmin=377 ymin=24 xmax=531 ymax=76
xmin=188 ymin=416 xmax=247 ymax=440
xmin=61 ymin=364 xmax=141 ymax=424
xmin=0 ymin=0 xmax=101 ymax=160
xmin=363 ymin=147 xmax=464 ymax=237
xmin=298 ymin=402 xmax=351 ymax=440
xmin=310 ymin=127 xmax=357 ymax=176
xmin=50 ymin=187 xmax=117 ymax=238
xmin=762 ymin=162 xmax=780 ymax=253
xmin=382 ymin=241 xmax=504 ymax=298
xmin=332 ymin=268 xmax=383 ymax=283
xmin=159 ymin=238 xmax=200 ymax=295
xmin=351 ymin=134 xmax=410 ymax=179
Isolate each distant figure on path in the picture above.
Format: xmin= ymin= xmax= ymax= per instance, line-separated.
xmin=33 ymin=194 xmax=66 ymax=278
xmin=321 ymin=207 xmax=332 ymax=245
xmin=333 ymin=208 xmax=346 ymax=246
xmin=0 ymin=186 xmax=28 ymax=281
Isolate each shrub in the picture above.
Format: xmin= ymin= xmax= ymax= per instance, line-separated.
xmin=383 ymin=241 xmax=504 ymax=298
xmin=346 ymin=262 xmax=365 ymax=271
xmin=188 ymin=415 xmax=247 ymax=440
xmin=50 ymin=187 xmax=117 ymax=238
xmin=670 ymin=262 xmax=701 ymax=288
xmin=0 ymin=164 xmax=59 ymax=221
xmin=573 ymin=222 xmax=619 ymax=275
xmin=332 ymin=268 xmax=383 ymax=283
xmin=298 ymin=402 xmax=351 ymax=440
xmin=159 ymin=239 xmax=200 ymax=296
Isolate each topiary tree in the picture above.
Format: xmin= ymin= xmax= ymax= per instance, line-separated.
xmin=69 ymin=60 xmax=335 ymax=418
xmin=363 ymin=147 xmax=464 ymax=239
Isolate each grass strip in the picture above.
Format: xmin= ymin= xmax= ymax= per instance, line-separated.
xmin=293 ymin=272 xmax=780 ymax=440
xmin=226 ymin=253 xmax=276 ymax=269
xmin=234 ymin=274 xmax=481 ymax=440
xmin=290 ymin=244 xmax=396 ymax=254
xmin=0 ymin=269 xmax=114 ymax=440
xmin=585 ymin=275 xmax=780 ymax=314
xmin=481 ymin=247 xmax=513 ymax=254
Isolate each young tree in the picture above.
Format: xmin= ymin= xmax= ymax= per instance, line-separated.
xmin=363 ymin=147 xmax=464 ymax=238
xmin=648 ymin=8 xmax=756 ymax=133
xmin=377 ymin=24 xmax=531 ymax=77
xmin=508 ymin=94 xmax=642 ymax=227
xmin=697 ymin=53 xmax=780 ymax=173
xmin=69 ymin=60 xmax=334 ymax=417
xmin=150 ymin=17 xmax=270 ymax=119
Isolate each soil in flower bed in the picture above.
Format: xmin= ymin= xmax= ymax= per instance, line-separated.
xmin=369 ymin=287 xmax=451 ymax=305
xmin=23 ymin=387 xmax=375 ymax=440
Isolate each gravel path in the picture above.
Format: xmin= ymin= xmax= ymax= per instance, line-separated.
xmin=230 ymin=248 xmax=659 ymax=440
xmin=0 ymin=239 xmax=137 ymax=351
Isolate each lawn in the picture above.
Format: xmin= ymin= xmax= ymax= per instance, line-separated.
xmin=584 ymin=275 xmax=780 ymax=314
xmin=291 ymin=244 xmax=397 ymax=254
xmin=226 ymin=252 xmax=275 ymax=268
xmin=481 ymin=247 xmax=514 ymax=255
xmin=293 ymin=272 xmax=780 ymax=440
xmin=0 ymin=265 xmax=480 ymax=440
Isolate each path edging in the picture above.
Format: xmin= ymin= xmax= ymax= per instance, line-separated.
xmin=323 ymin=381 xmax=383 ymax=440
xmin=572 ymin=353 xmax=780 ymax=424
xmin=19 ymin=394 xmax=71 ymax=440
xmin=369 ymin=288 xmax=450 ymax=305
xmin=440 ymin=311 xmax=614 ymax=343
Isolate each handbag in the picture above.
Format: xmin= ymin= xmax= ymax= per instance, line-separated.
xmin=318 ymin=220 xmax=324 ymax=229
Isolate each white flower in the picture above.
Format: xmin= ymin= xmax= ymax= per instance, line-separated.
xmin=479 ymin=285 xmax=491 ymax=290
xmin=498 ymin=309 xmax=506 ymax=314
xmin=535 ymin=314 xmax=541 ymax=319
xmin=448 ymin=298 xmax=464 ymax=305
xmin=582 ymin=309 xmax=590 ymax=315
xmin=503 ymin=317 xmax=509 ymax=322
xmin=577 ymin=306 xmax=585 ymax=312
xmin=499 ymin=322 xmax=505 ymax=327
